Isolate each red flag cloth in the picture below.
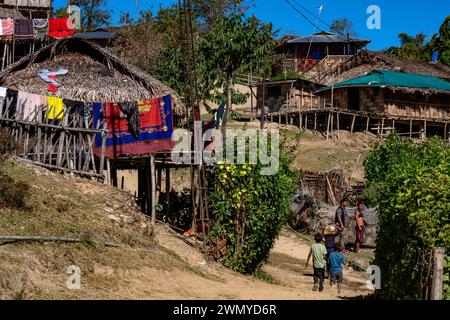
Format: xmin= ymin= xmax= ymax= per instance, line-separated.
xmin=106 ymin=103 xmax=128 ymax=132
xmin=48 ymin=75 xmax=58 ymax=92
xmin=48 ymin=18 xmax=75 ymax=39
xmin=139 ymin=98 xmax=162 ymax=128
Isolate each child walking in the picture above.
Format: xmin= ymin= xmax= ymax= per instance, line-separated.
xmin=329 ymin=244 xmax=347 ymax=294
xmin=323 ymin=224 xmax=341 ymax=278
xmin=305 ymin=233 xmax=327 ymax=292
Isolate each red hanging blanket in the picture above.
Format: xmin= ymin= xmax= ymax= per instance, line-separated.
xmin=48 ymin=18 xmax=75 ymax=39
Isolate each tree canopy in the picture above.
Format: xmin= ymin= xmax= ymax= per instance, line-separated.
xmin=55 ymin=0 xmax=112 ymax=31
xmin=330 ymin=18 xmax=357 ymax=37
xmin=385 ymin=15 xmax=450 ymax=66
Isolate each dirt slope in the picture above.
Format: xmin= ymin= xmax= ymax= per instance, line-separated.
xmin=0 ymin=159 xmax=372 ymax=300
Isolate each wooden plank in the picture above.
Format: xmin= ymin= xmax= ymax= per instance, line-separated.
xmin=20 ymin=158 xmax=103 ymax=178
xmin=351 ymin=115 xmax=356 ymax=133
xmin=431 ymin=247 xmax=445 ymax=300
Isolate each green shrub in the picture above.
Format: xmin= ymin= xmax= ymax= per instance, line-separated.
xmin=365 ymin=134 xmax=450 ymax=299
xmin=208 ymin=152 xmax=297 ymax=274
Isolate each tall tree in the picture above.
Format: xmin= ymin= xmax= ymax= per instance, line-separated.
xmin=112 ymin=9 xmax=164 ymax=73
xmin=385 ymin=33 xmax=428 ymax=61
xmin=56 ymin=0 xmax=112 ymax=31
xmin=330 ymin=18 xmax=357 ymax=36
xmin=191 ymin=0 xmax=253 ymax=31
xmin=198 ymin=14 xmax=274 ymax=134
xmin=427 ymin=15 xmax=450 ymax=66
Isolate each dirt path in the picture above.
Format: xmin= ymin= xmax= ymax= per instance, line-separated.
xmin=117 ymin=224 xmax=373 ymax=300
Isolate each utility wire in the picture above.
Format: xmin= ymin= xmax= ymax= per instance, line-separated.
xmin=290 ymin=0 xmax=332 ymax=31
xmin=285 ymin=0 xmax=324 ymax=34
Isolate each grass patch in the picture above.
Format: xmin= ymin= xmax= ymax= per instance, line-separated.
xmin=253 ymin=269 xmax=276 ymax=284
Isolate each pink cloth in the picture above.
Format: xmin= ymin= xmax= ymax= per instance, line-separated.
xmin=18 ymin=91 xmax=42 ymax=122
xmin=1 ymin=19 xmax=14 ymax=36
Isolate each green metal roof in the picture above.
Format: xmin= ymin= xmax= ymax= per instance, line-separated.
xmin=316 ymin=70 xmax=450 ymax=93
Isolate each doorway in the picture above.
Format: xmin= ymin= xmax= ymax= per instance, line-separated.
xmin=348 ymin=88 xmax=360 ymax=111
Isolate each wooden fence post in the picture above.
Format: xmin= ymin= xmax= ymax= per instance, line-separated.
xmin=150 ymin=154 xmax=157 ymax=225
xmin=431 ymin=247 xmax=445 ymax=300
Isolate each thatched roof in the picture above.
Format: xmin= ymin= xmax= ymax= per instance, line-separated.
xmin=0 ymin=37 xmax=184 ymax=116
xmin=319 ymin=50 xmax=450 ymax=86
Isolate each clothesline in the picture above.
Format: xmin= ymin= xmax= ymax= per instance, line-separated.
xmin=0 ymin=85 xmax=175 ymax=158
xmin=0 ymin=17 xmax=75 ymax=41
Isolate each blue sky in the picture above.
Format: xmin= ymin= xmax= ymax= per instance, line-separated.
xmin=54 ymin=0 xmax=449 ymax=50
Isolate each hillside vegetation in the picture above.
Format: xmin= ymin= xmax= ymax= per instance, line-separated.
xmin=0 ymin=158 xmax=195 ymax=299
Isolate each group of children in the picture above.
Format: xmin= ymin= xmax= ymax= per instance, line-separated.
xmin=305 ymin=231 xmax=346 ymax=293
xmin=305 ymin=200 xmax=367 ymax=294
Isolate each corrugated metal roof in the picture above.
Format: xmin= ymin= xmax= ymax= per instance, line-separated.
xmin=75 ymin=30 xmax=115 ymax=40
xmin=287 ymin=31 xmax=370 ymax=44
xmin=316 ymin=70 xmax=450 ymax=93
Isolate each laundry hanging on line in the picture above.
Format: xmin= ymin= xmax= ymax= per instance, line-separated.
xmin=14 ymin=19 xmax=34 ymax=40
xmin=17 ymin=91 xmax=42 ymax=122
xmin=32 ymin=18 xmax=48 ymax=42
xmin=38 ymin=69 xmax=69 ymax=89
xmin=47 ymin=96 xmax=64 ymax=120
xmin=48 ymin=18 xmax=75 ymax=39
xmin=93 ymin=95 xmax=175 ymax=158
xmin=0 ymin=19 xmax=14 ymax=39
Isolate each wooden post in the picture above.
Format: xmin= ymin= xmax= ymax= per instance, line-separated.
xmin=424 ymin=119 xmax=427 ymax=138
xmin=299 ymin=113 xmax=303 ymax=129
xmin=331 ymin=112 xmax=334 ymax=139
xmin=314 ymin=112 xmax=317 ymax=131
xmin=431 ymin=247 xmax=445 ymax=300
xmin=336 ymin=112 xmax=340 ymax=139
xmin=444 ymin=122 xmax=448 ymax=140
xmin=410 ymin=119 xmax=413 ymax=138
xmin=106 ymin=160 xmax=112 ymax=186
xmin=36 ymin=106 xmax=42 ymax=162
xmin=260 ymin=79 xmax=266 ymax=129
xmin=165 ymin=167 xmax=171 ymax=216
xmin=56 ymin=114 xmax=69 ymax=169
xmin=150 ymin=155 xmax=157 ymax=225
xmin=98 ymin=108 xmax=107 ymax=178
xmin=305 ymin=114 xmax=308 ymax=130
xmin=381 ymin=118 xmax=385 ymax=138
xmin=301 ymin=87 xmax=304 ymax=109
xmin=138 ymin=168 xmax=145 ymax=212
xmin=326 ymin=112 xmax=331 ymax=140
xmin=111 ymin=163 xmax=118 ymax=187
xmin=250 ymin=86 xmax=254 ymax=121
xmin=366 ymin=117 xmax=370 ymax=134
xmin=155 ymin=165 xmax=162 ymax=210
xmin=351 ymin=115 xmax=356 ymax=133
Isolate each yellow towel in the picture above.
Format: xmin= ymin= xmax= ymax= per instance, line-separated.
xmin=47 ymin=96 xmax=64 ymax=120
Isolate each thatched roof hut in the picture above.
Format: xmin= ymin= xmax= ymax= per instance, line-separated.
xmin=320 ymin=50 xmax=450 ymax=85
xmin=0 ymin=37 xmax=185 ymax=118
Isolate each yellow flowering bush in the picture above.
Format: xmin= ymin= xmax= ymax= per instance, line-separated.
xmin=209 ymin=155 xmax=296 ymax=274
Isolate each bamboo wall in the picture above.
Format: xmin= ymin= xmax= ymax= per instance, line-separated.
xmin=256 ymin=81 xmax=321 ymax=113
xmin=318 ymin=87 xmax=450 ymax=121
xmin=0 ymin=99 xmax=105 ymax=179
